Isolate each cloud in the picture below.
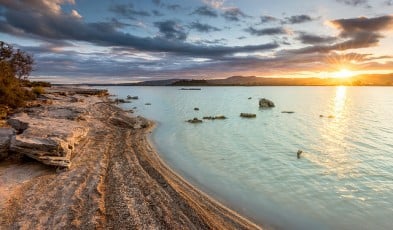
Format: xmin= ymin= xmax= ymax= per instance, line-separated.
xmin=192 ymin=6 xmax=218 ymax=17
xmin=222 ymin=7 xmax=248 ymax=21
xmin=202 ymin=0 xmax=225 ymax=9
xmin=0 ymin=0 xmax=75 ymax=15
xmin=154 ymin=20 xmax=187 ymax=41
xmin=336 ymin=0 xmax=369 ymax=7
xmin=0 ymin=2 xmax=278 ymax=57
xmin=296 ymin=32 xmax=336 ymax=44
xmin=152 ymin=10 xmax=164 ymax=17
xmin=189 ymin=21 xmax=220 ymax=33
xmin=166 ymin=4 xmax=181 ymax=11
xmin=245 ymin=26 xmax=287 ymax=36
xmin=329 ymin=15 xmax=393 ymax=36
xmin=109 ymin=3 xmax=150 ymax=19
xmin=152 ymin=0 xmax=161 ymax=5
xmin=283 ymin=15 xmax=313 ymax=24
xmin=70 ymin=9 xmax=82 ymax=19
xmin=260 ymin=15 xmax=278 ymax=24
xmin=385 ymin=0 xmax=393 ymax=6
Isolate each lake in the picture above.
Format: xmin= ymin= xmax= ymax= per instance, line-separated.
xmin=102 ymin=86 xmax=393 ymax=230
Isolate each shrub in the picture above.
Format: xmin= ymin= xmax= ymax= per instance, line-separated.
xmin=0 ymin=41 xmax=35 ymax=109
xmin=32 ymin=86 xmax=45 ymax=96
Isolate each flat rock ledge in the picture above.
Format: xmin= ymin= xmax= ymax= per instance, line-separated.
xmin=3 ymin=88 xmax=109 ymax=168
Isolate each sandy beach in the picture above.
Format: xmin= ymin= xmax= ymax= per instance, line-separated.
xmin=0 ymin=87 xmax=260 ymax=229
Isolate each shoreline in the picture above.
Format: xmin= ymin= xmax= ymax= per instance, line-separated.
xmin=0 ymin=87 xmax=261 ymax=229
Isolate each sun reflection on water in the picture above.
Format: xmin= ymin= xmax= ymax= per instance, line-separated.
xmin=307 ymin=86 xmax=360 ymax=179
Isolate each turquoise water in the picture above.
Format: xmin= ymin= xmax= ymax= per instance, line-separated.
xmin=104 ymin=86 xmax=393 ymax=230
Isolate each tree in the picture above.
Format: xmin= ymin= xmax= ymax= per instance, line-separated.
xmin=0 ymin=41 xmax=35 ymax=108
xmin=0 ymin=41 xmax=34 ymax=80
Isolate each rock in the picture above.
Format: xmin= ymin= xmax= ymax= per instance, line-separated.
xmin=248 ymin=97 xmax=252 ymax=99
xmin=259 ymin=98 xmax=275 ymax=108
xmin=127 ymin=95 xmax=139 ymax=100
xmin=145 ymin=103 xmax=151 ymax=105
xmin=203 ymin=115 xmax=227 ymax=120
xmin=8 ymin=114 xmax=29 ymax=133
xmin=328 ymin=115 xmax=334 ymax=118
xmin=240 ymin=113 xmax=256 ymax=118
xmin=114 ymin=98 xmax=130 ymax=103
xmin=281 ymin=111 xmax=295 ymax=114
xmin=187 ymin=118 xmax=202 ymax=123
xmin=319 ymin=115 xmax=324 ymax=117
xmin=297 ymin=150 xmax=303 ymax=159
xmin=0 ymin=128 xmax=15 ymax=160
xmin=194 ymin=107 xmax=199 ymax=111
xmin=8 ymin=112 xmax=88 ymax=168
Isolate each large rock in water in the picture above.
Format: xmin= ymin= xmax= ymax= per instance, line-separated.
xmin=0 ymin=128 xmax=15 ymax=160
xmin=8 ymin=112 xmax=88 ymax=168
xmin=259 ymin=98 xmax=275 ymax=108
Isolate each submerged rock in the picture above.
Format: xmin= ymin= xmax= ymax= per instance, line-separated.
xmin=259 ymin=98 xmax=275 ymax=108
xmin=145 ymin=103 xmax=152 ymax=105
xmin=297 ymin=150 xmax=303 ymax=159
xmin=240 ymin=113 xmax=256 ymax=118
xmin=281 ymin=111 xmax=295 ymax=114
xmin=114 ymin=98 xmax=130 ymax=103
xmin=203 ymin=115 xmax=227 ymax=120
xmin=187 ymin=118 xmax=202 ymax=123
xmin=248 ymin=97 xmax=252 ymax=100
xmin=127 ymin=95 xmax=139 ymax=100
xmin=194 ymin=107 xmax=199 ymax=111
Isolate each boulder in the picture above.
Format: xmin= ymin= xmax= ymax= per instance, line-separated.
xmin=240 ymin=113 xmax=256 ymax=118
xmin=187 ymin=118 xmax=202 ymax=123
xmin=259 ymin=98 xmax=275 ymax=108
xmin=8 ymin=113 xmax=88 ymax=168
xmin=127 ymin=95 xmax=139 ymax=100
xmin=0 ymin=128 xmax=15 ymax=160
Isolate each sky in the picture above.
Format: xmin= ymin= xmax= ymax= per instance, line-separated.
xmin=0 ymin=0 xmax=393 ymax=83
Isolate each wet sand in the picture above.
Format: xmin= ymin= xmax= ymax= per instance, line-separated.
xmin=0 ymin=88 xmax=261 ymax=229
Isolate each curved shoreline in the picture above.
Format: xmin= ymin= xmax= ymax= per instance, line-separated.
xmin=0 ymin=88 xmax=261 ymax=229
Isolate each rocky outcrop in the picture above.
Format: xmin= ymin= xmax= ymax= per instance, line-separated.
xmin=127 ymin=95 xmax=138 ymax=100
xmin=203 ymin=115 xmax=227 ymax=120
xmin=9 ymin=112 xmax=88 ymax=168
xmin=0 ymin=128 xmax=14 ymax=160
xmin=187 ymin=118 xmax=202 ymax=123
xmin=240 ymin=113 xmax=256 ymax=118
xmin=259 ymin=98 xmax=275 ymax=108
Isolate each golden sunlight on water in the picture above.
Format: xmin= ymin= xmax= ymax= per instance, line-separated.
xmin=307 ymin=86 xmax=360 ymax=179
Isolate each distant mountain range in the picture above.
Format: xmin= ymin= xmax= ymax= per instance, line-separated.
xmin=133 ymin=73 xmax=393 ymax=86
xmin=58 ymin=73 xmax=393 ymax=86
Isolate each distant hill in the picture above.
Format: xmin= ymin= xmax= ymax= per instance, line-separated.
xmin=164 ymin=73 xmax=393 ymax=86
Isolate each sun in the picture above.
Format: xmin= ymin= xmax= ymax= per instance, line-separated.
xmin=333 ymin=69 xmax=355 ymax=78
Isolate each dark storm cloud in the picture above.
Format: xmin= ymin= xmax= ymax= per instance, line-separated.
xmin=0 ymin=2 xmax=279 ymax=57
xmin=109 ymin=3 xmax=150 ymax=19
xmin=336 ymin=0 xmax=369 ymax=7
xmin=330 ymin=15 xmax=393 ymax=36
xmin=296 ymin=32 xmax=336 ymax=44
xmin=222 ymin=8 xmax=248 ymax=21
xmin=154 ymin=20 xmax=187 ymax=40
xmin=192 ymin=6 xmax=218 ymax=17
xmin=189 ymin=21 xmax=220 ymax=33
xmin=283 ymin=15 xmax=313 ymax=24
xmin=260 ymin=15 xmax=278 ymax=23
xmin=245 ymin=27 xmax=287 ymax=36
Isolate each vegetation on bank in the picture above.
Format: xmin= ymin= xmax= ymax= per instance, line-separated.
xmin=0 ymin=41 xmax=50 ymax=118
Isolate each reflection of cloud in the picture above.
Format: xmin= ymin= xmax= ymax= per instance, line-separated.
xmin=202 ymin=0 xmax=226 ymax=9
